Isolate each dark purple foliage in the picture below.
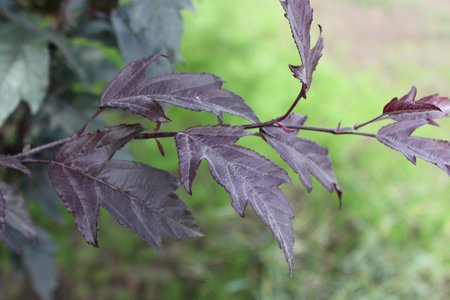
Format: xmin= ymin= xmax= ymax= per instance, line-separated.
xmin=175 ymin=126 xmax=294 ymax=272
xmin=96 ymin=160 xmax=202 ymax=247
xmin=377 ymin=119 xmax=450 ymax=175
xmin=0 ymin=155 xmax=31 ymax=176
xmin=101 ymin=56 xmax=169 ymax=122
xmin=48 ymin=124 xmax=145 ymax=246
xmin=281 ymin=0 xmax=324 ymax=94
xmin=48 ymin=124 xmax=201 ymax=247
xmin=101 ymin=55 xmax=259 ymax=123
xmin=264 ymin=114 xmax=342 ymax=201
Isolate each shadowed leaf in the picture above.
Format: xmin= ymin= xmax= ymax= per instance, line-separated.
xmin=0 ymin=155 xmax=31 ymax=176
xmin=176 ymin=126 xmax=294 ymax=273
xmin=0 ymin=181 xmax=36 ymax=239
xmin=0 ymin=23 xmax=49 ymax=126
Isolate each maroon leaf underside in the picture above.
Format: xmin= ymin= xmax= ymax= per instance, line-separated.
xmin=0 ymin=155 xmax=31 ymax=176
xmin=48 ymin=124 xmax=201 ymax=247
xmin=264 ymin=114 xmax=342 ymax=200
xmin=48 ymin=124 xmax=145 ymax=246
xmin=101 ymin=55 xmax=259 ymax=123
xmin=175 ymin=126 xmax=295 ymax=273
xmin=384 ymin=86 xmax=450 ymax=121
xmin=377 ymin=119 xmax=450 ymax=175
xmin=281 ymin=0 xmax=324 ymax=94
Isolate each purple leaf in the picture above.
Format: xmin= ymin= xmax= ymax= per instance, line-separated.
xmin=175 ymin=126 xmax=294 ymax=272
xmin=264 ymin=114 xmax=342 ymax=201
xmin=377 ymin=120 xmax=450 ymax=175
xmin=101 ymin=55 xmax=169 ymax=122
xmin=385 ymin=87 xmax=450 ymax=122
xmin=281 ymin=0 xmax=324 ymax=94
xmin=48 ymin=124 xmax=144 ymax=246
xmin=0 ymin=155 xmax=31 ymax=176
xmin=101 ymin=55 xmax=259 ymax=123
xmin=0 ymin=181 xmax=36 ymax=239
xmin=96 ymin=160 xmax=203 ymax=247
xmin=48 ymin=124 xmax=201 ymax=247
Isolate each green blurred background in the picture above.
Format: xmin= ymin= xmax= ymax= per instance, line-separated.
xmin=4 ymin=0 xmax=450 ymax=298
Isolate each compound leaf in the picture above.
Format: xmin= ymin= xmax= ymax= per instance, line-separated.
xmin=377 ymin=119 xmax=450 ymax=175
xmin=176 ymin=126 xmax=294 ymax=273
xmin=0 ymin=155 xmax=31 ymax=176
xmin=0 ymin=23 xmax=49 ymax=126
xmin=281 ymin=0 xmax=323 ymax=95
xmin=264 ymin=114 xmax=342 ymax=201
xmin=48 ymin=124 xmax=144 ymax=246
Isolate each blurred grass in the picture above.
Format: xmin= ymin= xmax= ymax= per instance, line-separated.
xmin=4 ymin=0 xmax=450 ymax=299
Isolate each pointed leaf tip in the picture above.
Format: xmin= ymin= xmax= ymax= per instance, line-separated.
xmin=281 ymin=0 xmax=324 ymax=94
xmin=176 ymin=126 xmax=294 ymax=270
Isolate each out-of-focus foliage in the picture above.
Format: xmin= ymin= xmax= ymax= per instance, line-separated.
xmin=0 ymin=0 xmax=191 ymax=298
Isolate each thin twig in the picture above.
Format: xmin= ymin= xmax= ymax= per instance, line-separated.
xmin=20 ymin=159 xmax=51 ymax=165
xmin=14 ymin=136 xmax=75 ymax=159
xmin=135 ymin=132 xmax=178 ymax=140
xmin=353 ymin=114 xmax=386 ymax=130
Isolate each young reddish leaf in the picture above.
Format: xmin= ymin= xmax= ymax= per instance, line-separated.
xmin=281 ymin=0 xmax=324 ymax=94
xmin=101 ymin=55 xmax=259 ymax=123
xmin=0 ymin=155 xmax=31 ymax=176
xmin=48 ymin=124 xmax=144 ymax=246
xmin=383 ymin=86 xmax=442 ymax=114
xmin=96 ymin=160 xmax=203 ymax=247
xmin=176 ymin=126 xmax=294 ymax=272
xmin=377 ymin=120 xmax=450 ymax=175
xmin=384 ymin=87 xmax=450 ymax=121
xmin=264 ymin=114 xmax=342 ymax=200
xmin=0 ymin=182 xmax=36 ymax=240
xmin=101 ymin=55 xmax=169 ymax=123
